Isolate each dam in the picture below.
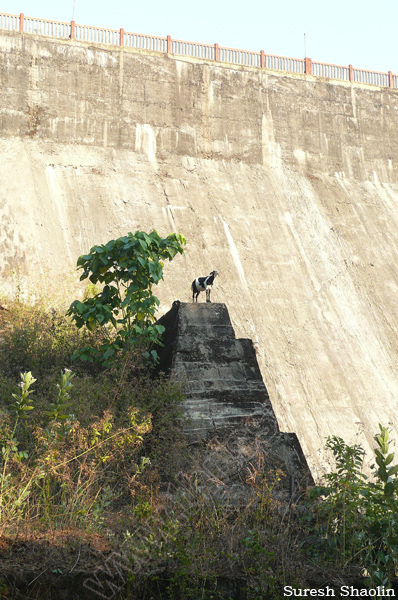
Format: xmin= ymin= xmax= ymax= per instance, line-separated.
xmin=1 ymin=20 xmax=398 ymax=477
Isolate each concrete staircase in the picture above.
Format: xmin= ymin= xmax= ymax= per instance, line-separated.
xmin=156 ymin=302 xmax=313 ymax=485
xmin=158 ymin=302 xmax=278 ymax=437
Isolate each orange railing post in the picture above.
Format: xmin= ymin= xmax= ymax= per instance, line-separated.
xmin=19 ymin=13 xmax=24 ymax=33
xmin=305 ymin=57 xmax=312 ymax=75
xmin=167 ymin=35 xmax=171 ymax=53
xmin=214 ymin=43 xmax=219 ymax=61
xmin=70 ymin=20 xmax=75 ymax=39
xmin=349 ymin=64 xmax=353 ymax=82
xmin=389 ymin=71 xmax=393 ymax=87
xmin=260 ymin=50 xmax=265 ymax=68
xmin=120 ymin=28 xmax=124 ymax=46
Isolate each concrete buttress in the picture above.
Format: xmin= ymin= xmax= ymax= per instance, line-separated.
xmin=156 ymin=302 xmax=313 ymax=485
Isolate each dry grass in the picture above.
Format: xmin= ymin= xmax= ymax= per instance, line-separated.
xmin=0 ymin=294 xmax=372 ymax=599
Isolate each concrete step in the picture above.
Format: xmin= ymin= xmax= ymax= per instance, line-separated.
xmin=182 ymin=395 xmax=277 ymax=423
xmin=175 ymin=337 xmax=261 ymax=371
xmin=177 ymin=324 xmax=236 ymax=340
xmin=182 ymin=379 xmax=269 ymax=395
xmin=173 ymin=362 xmax=263 ymax=382
xmin=178 ymin=303 xmax=234 ymax=329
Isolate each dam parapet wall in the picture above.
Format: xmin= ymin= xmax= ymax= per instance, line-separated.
xmin=1 ymin=12 xmax=397 ymax=88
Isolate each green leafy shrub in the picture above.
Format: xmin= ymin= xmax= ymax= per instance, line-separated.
xmin=67 ymin=230 xmax=186 ymax=366
xmin=306 ymin=425 xmax=398 ymax=587
xmin=122 ymin=449 xmax=305 ymax=600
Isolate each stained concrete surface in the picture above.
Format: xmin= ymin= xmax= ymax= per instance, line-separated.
xmin=1 ymin=31 xmax=398 ymax=476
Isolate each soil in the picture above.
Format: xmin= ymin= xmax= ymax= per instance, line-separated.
xmin=0 ymin=528 xmax=116 ymax=599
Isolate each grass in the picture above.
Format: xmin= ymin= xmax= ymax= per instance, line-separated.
xmin=0 ymin=294 xmax=186 ymax=535
xmin=1 ymin=293 xmax=391 ymax=599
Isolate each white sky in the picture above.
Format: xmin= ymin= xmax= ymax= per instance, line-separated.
xmin=2 ymin=0 xmax=398 ymax=74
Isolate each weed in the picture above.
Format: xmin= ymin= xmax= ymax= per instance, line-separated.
xmin=305 ymin=425 xmax=398 ymax=587
xmin=0 ymin=297 xmax=185 ymax=537
xmin=6 ymin=295 xmax=398 ymax=597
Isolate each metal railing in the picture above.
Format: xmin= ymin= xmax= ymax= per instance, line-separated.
xmin=353 ymin=68 xmax=389 ymax=87
xmin=23 ymin=15 xmax=70 ymax=37
xmin=0 ymin=13 xmax=18 ymax=31
xmin=266 ymin=55 xmax=305 ymax=73
xmin=0 ymin=11 xmax=396 ymax=89
xmin=172 ymin=39 xmax=214 ymax=60
xmin=125 ymin=32 xmax=167 ymax=52
xmin=312 ymin=61 xmax=350 ymax=81
xmin=75 ymin=24 xmax=120 ymax=45
xmin=219 ymin=46 xmax=260 ymax=68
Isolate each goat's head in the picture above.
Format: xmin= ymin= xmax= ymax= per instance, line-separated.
xmin=210 ymin=270 xmax=219 ymax=278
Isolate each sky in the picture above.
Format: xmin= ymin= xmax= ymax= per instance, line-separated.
xmin=2 ymin=0 xmax=398 ymax=75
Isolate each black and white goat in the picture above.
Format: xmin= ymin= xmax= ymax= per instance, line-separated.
xmin=191 ymin=271 xmax=219 ymax=303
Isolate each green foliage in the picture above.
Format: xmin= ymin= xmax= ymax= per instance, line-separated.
xmin=0 ymin=372 xmax=42 ymax=528
xmin=44 ymin=369 xmax=74 ymax=424
xmin=121 ymin=450 xmax=304 ymax=600
xmin=307 ymin=425 xmax=398 ymax=588
xmin=68 ymin=230 xmax=186 ymax=366
xmin=0 ymin=300 xmax=95 ymax=378
xmin=12 ymin=371 xmax=36 ymax=419
xmin=0 ymin=297 xmax=186 ymax=536
xmin=0 ymin=369 xmax=155 ymax=533
xmin=10 ymin=294 xmax=398 ymax=595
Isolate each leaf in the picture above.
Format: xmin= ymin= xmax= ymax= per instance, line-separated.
xmin=102 ymin=348 xmax=115 ymax=360
xmin=376 ymin=455 xmax=385 ymax=469
xmin=378 ymin=466 xmax=389 ymax=483
xmin=387 ymin=536 xmax=398 ymax=546
xmin=384 ymin=481 xmax=395 ymax=497
xmin=381 ymin=442 xmax=389 ymax=454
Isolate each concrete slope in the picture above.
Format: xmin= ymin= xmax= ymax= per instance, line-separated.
xmin=1 ymin=31 xmax=398 ymax=476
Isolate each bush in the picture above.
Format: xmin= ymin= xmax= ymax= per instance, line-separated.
xmin=305 ymin=426 xmax=398 ymax=587
xmin=0 ymin=297 xmax=186 ymax=535
xmin=68 ymin=230 xmax=186 ymax=366
xmin=0 ymin=298 xmax=100 ymax=379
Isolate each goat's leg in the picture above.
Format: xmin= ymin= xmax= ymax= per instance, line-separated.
xmin=206 ymin=289 xmax=211 ymax=303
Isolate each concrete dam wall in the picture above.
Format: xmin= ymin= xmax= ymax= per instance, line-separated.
xmin=1 ymin=29 xmax=398 ymax=477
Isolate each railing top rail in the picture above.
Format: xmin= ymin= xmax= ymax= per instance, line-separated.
xmin=1 ymin=12 xmax=19 ymax=18
xmin=313 ymin=60 xmax=350 ymax=69
xmin=76 ymin=23 xmax=120 ymax=34
xmin=170 ymin=37 xmax=215 ymax=46
xmin=268 ymin=54 xmax=305 ymax=63
xmin=219 ymin=44 xmax=260 ymax=54
xmin=22 ymin=14 xmax=71 ymax=26
xmin=125 ymin=30 xmax=166 ymax=36
xmin=354 ymin=65 xmax=390 ymax=75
